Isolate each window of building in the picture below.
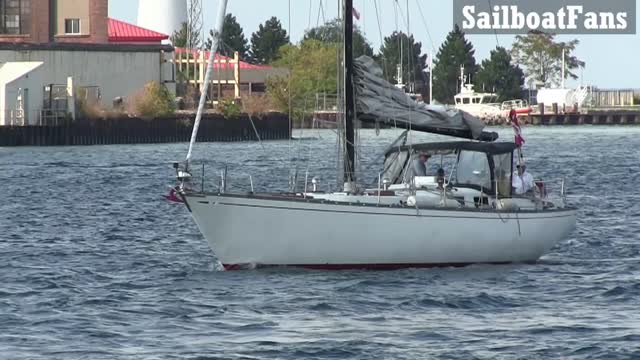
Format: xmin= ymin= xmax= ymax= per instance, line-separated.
xmin=64 ymin=18 xmax=80 ymax=34
xmin=0 ymin=0 xmax=31 ymax=35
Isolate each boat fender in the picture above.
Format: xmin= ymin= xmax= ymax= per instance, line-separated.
xmin=439 ymin=198 xmax=461 ymax=208
xmin=498 ymin=199 xmax=520 ymax=211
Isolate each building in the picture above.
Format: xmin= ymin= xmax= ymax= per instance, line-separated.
xmin=0 ymin=0 xmax=109 ymax=44
xmin=108 ymin=18 xmax=169 ymax=44
xmin=0 ymin=0 xmax=175 ymax=126
xmin=174 ymin=48 xmax=288 ymax=103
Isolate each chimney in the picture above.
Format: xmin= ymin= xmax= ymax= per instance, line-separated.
xmin=30 ymin=0 xmax=51 ymax=43
xmin=90 ymin=0 xmax=109 ymax=43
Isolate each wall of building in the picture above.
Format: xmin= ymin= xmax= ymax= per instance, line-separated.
xmin=55 ymin=0 xmax=90 ymax=36
xmin=0 ymin=62 xmax=45 ymax=126
xmin=4 ymin=71 xmax=45 ymax=126
xmin=54 ymin=0 xmax=108 ymax=44
xmin=0 ymin=0 xmax=49 ymax=44
xmin=0 ymin=46 xmax=175 ymax=120
xmin=0 ymin=0 xmax=108 ymax=44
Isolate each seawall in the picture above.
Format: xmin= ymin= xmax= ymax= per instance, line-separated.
xmin=0 ymin=112 xmax=291 ymax=147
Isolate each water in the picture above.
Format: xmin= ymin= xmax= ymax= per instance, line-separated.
xmin=2 ymin=126 xmax=639 ymax=359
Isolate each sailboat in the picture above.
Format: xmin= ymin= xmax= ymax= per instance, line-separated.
xmin=172 ymin=0 xmax=576 ymax=270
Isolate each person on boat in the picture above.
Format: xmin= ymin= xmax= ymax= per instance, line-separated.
xmin=436 ymin=168 xmax=446 ymax=190
xmin=512 ymin=164 xmax=534 ymax=195
xmin=412 ymin=153 xmax=430 ymax=177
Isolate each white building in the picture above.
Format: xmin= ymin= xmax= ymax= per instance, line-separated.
xmin=0 ymin=62 xmax=45 ymax=126
xmin=0 ymin=43 xmax=175 ymax=126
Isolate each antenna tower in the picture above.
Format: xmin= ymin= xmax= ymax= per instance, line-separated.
xmin=187 ymin=0 xmax=204 ymax=49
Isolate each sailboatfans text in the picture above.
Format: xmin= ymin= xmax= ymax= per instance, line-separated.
xmin=453 ymin=0 xmax=636 ymax=34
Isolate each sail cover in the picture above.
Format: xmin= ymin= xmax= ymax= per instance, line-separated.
xmin=354 ymin=56 xmax=497 ymax=141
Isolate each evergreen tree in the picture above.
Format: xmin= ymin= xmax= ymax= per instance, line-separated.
xmin=303 ymin=18 xmax=374 ymax=58
xmin=432 ymin=25 xmax=478 ymax=104
xmin=249 ymin=17 xmax=290 ymax=64
xmin=205 ymin=14 xmax=249 ymax=59
xmin=171 ymin=22 xmax=200 ymax=49
xmin=377 ymin=31 xmax=428 ymax=94
xmin=474 ymin=47 xmax=525 ymax=101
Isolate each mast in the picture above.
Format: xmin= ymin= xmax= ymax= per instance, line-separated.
xmin=561 ymin=48 xmax=566 ymax=89
xmin=185 ymin=0 xmax=228 ymax=168
xmin=343 ymin=0 xmax=356 ymax=186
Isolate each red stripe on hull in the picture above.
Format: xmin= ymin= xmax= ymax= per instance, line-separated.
xmin=223 ymin=262 xmax=514 ymax=271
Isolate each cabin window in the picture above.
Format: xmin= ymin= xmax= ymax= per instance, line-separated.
xmin=462 ymin=98 xmax=470 ymax=104
xmin=493 ymin=153 xmax=512 ymax=197
xmin=455 ymin=98 xmax=461 ymax=105
xmin=455 ymin=151 xmax=492 ymax=191
xmin=473 ymin=97 xmax=481 ymax=104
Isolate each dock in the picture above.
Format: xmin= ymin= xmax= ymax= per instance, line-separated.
xmin=510 ymin=107 xmax=640 ymax=126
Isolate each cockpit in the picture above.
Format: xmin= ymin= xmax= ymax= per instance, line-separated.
xmin=382 ymin=141 xmax=518 ymax=198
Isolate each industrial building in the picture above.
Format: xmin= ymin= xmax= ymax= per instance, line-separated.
xmin=0 ymin=0 xmax=174 ymax=126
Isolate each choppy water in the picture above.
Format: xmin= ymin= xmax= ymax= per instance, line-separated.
xmin=2 ymin=126 xmax=639 ymax=359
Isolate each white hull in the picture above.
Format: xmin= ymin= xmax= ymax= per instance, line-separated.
xmin=185 ymin=193 xmax=576 ymax=270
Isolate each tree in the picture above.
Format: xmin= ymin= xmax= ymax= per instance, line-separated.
xmin=303 ymin=18 xmax=374 ymax=58
xmin=432 ymin=25 xmax=479 ymax=104
xmin=171 ymin=22 xmax=201 ymax=49
xmin=377 ymin=31 xmax=428 ymax=94
xmin=249 ymin=17 xmax=290 ymax=65
xmin=266 ymin=39 xmax=338 ymax=118
xmin=205 ymin=13 xmax=249 ymax=59
xmin=511 ymin=31 xmax=585 ymax=87
xmin=474 ymin=47 xmax=525 ymax=102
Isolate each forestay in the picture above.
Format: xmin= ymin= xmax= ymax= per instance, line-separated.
xmin=353 ymin=56 xmax=498 ymax=141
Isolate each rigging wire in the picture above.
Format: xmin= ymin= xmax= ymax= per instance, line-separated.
xmin=405 ymin=0 xmax=413 ymax=142
xmin=317 ymin=0 xmax=326 ymax=28
xmin=373 ymin=0 xmax=398 ymax=134
xmin=372 ymin=0 xmax=388 ymax=81
xmin=487 ymin=0 xmax=501 ymax=47
xmin=216 ymin=40 xmax=265 ymax=150
xmin=308 ymin=0 xmax=313 ymax=30
xmin=288 ymin=0 xmax=293 ymax=175
xmin=414 ymin=0 xmax=437 ymax=54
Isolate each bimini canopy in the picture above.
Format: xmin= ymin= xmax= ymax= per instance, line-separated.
xmin=382 ymin=141 xmax=517 ymax=196
xmin=384 ymin=141 xmax=518 ymax=158
xmin=354 ymin=56 xmax=499 ymax=142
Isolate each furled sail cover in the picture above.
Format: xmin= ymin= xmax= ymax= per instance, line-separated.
xmin=354 ymin=56 xmax=497 ymax=141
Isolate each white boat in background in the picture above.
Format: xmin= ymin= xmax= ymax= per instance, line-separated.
xmin=454 ymin=84 xmax=503 ymax=121
xmin=454 ymin=67 xmax=531 ymax=122
xmin=172 ymin=0 xmax=577 ymax=270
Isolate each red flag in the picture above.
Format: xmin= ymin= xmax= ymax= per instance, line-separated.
xmin=353 ymin=7 xmax=361 ymax=20
xmin=164 ymin=188 xmax=184 ymax=203
xmin=510 ymin=110 xmax=525 ymax=147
